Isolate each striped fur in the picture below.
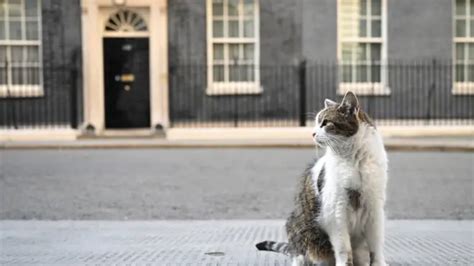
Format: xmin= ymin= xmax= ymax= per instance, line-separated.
xmin=255 ymin=241 xmax=289 ymax=254
xmin=256 ymin=162 xmax=333 ymax=262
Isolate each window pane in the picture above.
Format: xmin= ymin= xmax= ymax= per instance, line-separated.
xmin=11 ymin=46 xmax=23 ymax=62
xmin=229 ymin=65 xmax=238 ymax=81
xmin=213 ymin=20 xmax=223 ymax=37
xmin=12 ymin=67 xmax=23 ymax=84
xmin=8 ymin=20 xmax=22 ymax=39
xmin=0 ymin=0 xmax=4 ymax=17
xmin=26 ymin=21 xmax=38 ymax=40
xmin=212 ymin=0 xmax=224 ymax=16
xmin=243 ymin=44 xmax=254 ymax=60
xmin=340 ymin=0 xmax=359 ymax=39
xmin=0 ymin=69 xmax=5 ymax=84
xmin=213 ymin=65 xmax=224 ymax=81
xmin=469 ymin=43 xmax=474 ymax=61
xmin=360 ymin=0 xmax=367 ymax=16
xmin=341 ymin=43 xmax=353 ymax=62
xmin=25 ymin=67 xmax=39 ymax=84
xmin=213 ymin=44 xmax=224 ymax=60
xmin=229 ymin=65 xmax=249 ymax=81
xmin=0 ymin=46 xmax=5 ymax=62
xmin=25 ymin=0 xmax=38 ymax=17
xmin=0 ymin=20 xmax=4 ymax=39
xmin=228 ymin=0 xmax=238 ymax=16
xmin=229 ymin=44 xmax=239 ymax=61
xmin=371 ymin=64 xmax=381 ymax=82
xmin=238 ymin=65 xmax=254 ymax=81
xmin=356 ymin=64 xmax=368 ymax=82
xmin=8 ymin=0 xmax=21 ymax=18
xmin=0 ymin=46 xmax=5 ymax=84
xmin=244 ymin=0 xmax=254 ymax=16
xmin=243 ymin=19 xmax=254 ymax=37
xmin=469 ymin=64 xmax=474 ymax=81
xmin=456 ymin=19 xmax=466 ymax=37
xmin=371 ymin=19 xmax=381 ymax=37
xmin=370 ymin=43 xmax=381 ymax=61
xmin=26 ymin=46 xmax=39 ymax=62
xmin=342 ymin=65 xmax=352 ymax=82
xmin=456 ymin=0 xmax=466 ymax=16
xmin=359 ymin=19 xmax=367 ymax=37
xmin=228 ymin=20 xmax=239 ymax=37
xmin=456 ymin=64 xmax=465 ymax=82
xmin=470 ymin=19 xmax=474 ymax=37
xmin=355 ymin=43 xmax=367 ymax=62
xmin=456 ymin=43 xmax=465 ymax=60
xmin=371 ymin=0 xmax=381 ymax=16
xmin=248 ymin=65 xmax=255 ymax=81
xmin=0 ymin=46 xmax=4 ymax=84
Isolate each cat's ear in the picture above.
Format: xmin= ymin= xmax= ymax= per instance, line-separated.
xmin=340 ymin=91 xmax=359 ymax=114
xmin=324 ymin=99 xmax=337 ymax=108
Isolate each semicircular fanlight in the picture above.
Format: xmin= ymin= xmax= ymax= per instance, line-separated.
xmin=105 ymin=9 xmax=148 ymax=32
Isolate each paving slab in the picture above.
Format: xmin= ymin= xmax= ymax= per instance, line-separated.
xmin=1 ymin=220 xmax=473 ymax=265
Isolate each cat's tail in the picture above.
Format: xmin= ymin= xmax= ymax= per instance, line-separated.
xmin=255 ymin=241 xmax=289 ymax=255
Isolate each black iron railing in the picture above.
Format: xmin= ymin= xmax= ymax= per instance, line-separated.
xmin=1 ymin=60 xmax=472 ymax=130
xmin=170 ymin=60 xmax=474 ymax=127
xmin=0 ymin=63 xmax=80 ymax=129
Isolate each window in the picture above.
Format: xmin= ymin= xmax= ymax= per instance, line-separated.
xmin=0 ymin=0 xmax=42 ymax=98
xmin=454 ymin=0 xmax=474 ymax=94
xmin=338 ymin=0 xmax=389 ymax=95
xmin=207 ymin=0 xmax=261 ymax=95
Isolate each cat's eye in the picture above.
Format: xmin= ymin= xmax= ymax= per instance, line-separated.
xmin=321 ymin=119 xmax=328 ymax=127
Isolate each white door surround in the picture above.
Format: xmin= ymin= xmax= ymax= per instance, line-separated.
xmin=80 ymin=0 xmax=168 ymax=134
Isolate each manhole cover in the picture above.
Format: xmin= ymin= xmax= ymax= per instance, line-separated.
xmin=204 ymin=252 xmax=225 ymax=256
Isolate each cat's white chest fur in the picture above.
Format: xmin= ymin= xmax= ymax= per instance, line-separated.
xmin=312 ymin=125 xmax=388 ymax=239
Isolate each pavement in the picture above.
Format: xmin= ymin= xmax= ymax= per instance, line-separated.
xmin=1 ymin=126 xmax=473 ymax=151
xmin=1 ymin=220 xmax=473 ymax=265
xmin=1 ymin=149 xmax=472 ymax=220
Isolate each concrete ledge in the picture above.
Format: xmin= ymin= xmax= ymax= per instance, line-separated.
xmin=167 ymin=126 xmax=474 ymax=139
xmin=1 ymin=137 xmax=473 ymax=151
xmin=1 ymin=126 xmax=473 ymax=151
xmin=0 ymin=129 xmax=78 ymax=142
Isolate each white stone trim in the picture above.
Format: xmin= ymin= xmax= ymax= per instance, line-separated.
xmin=453 ymin=82 xmax=474 ymax=94
xmin=338 ymin=82 xmax=390 ymax=95
xmin=206 ymin=82 xmax=262 ymax=95
xmin=0 ymin=85 xmax=43 ymax=97
xmin=80 ymin=0 xmax=169 ymax=134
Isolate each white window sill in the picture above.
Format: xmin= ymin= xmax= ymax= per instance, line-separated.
xmin=452 ymin=82 xmax=474 ymax=95
xmin=206 ymin=82 xmax=262 ymax=96
xmin=0 ymin=85 xmax=44 ymax=98
xmin=338 ymin=83 xmax=391 ymax=96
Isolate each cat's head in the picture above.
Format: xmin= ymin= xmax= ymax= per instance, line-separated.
xmin=312 ymin=91 xmax=374 ymax=148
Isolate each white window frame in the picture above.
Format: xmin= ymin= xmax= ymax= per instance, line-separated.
xmin=206 ymin=0 xmax=261 ymax=95
xmin=453 ymin=0 xmax=474 ymax=94
xmin=0 ymin=0 xmax=43 ymax=98
xmin=337 ymin=0 xmax=390 ymax=95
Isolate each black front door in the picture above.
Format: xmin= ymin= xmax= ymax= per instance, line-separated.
xmin=104 ymin=38 xmax=150 ymax=128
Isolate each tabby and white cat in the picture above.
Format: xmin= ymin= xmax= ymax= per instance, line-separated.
xmin=256 ymin=91 xmax=388 ymax=266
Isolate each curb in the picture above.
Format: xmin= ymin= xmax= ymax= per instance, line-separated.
xmin=1 ymin=138 xmax=473 ymax=151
